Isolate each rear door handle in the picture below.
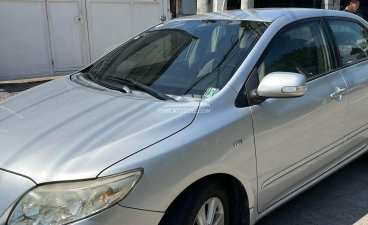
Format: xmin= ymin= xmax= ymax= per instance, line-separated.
xmin=330 ymin=87 xmax=347 ymax=101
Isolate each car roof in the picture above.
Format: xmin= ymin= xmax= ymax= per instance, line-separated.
xmin=176 ymin=8 xmax=360 ymax=23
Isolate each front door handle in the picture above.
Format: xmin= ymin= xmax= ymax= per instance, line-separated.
xmin=330 ymin=87 xmax=347 ymax=101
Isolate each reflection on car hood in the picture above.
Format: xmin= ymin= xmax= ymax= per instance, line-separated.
xmin=0 ymin=77 xmax=198 ymax=183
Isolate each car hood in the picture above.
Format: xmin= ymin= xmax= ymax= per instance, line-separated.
xmin=0 ymin=76 xmax=198 ymax=183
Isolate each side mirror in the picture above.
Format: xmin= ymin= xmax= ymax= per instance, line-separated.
xmin=257 ymin=72 xmax=307 ymax=98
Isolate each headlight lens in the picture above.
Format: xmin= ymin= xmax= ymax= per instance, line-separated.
xmin=8 ymin=170 xmax=142 ymax=225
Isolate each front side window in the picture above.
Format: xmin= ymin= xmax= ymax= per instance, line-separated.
xmin=328 ymin=20 xmax=368 ymax=66
xmin=87 ymin=20 xmax=268 ymax=98
xmin=258 ymin=21 xmax=332 ymax=81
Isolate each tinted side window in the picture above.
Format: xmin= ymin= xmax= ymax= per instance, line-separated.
xmin=258 ymin=21 xmax=332 ymax=81
xmin=328 ymin=20 xmax=368 ymax=66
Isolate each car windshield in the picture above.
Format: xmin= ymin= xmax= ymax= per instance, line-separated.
xmin=86 ymin=20 xmax=268 ymax=98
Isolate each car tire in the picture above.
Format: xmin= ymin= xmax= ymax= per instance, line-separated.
xmin=160 ymin=181 xmax=231 ymax=225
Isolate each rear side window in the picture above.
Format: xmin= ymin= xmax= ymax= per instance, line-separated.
xmin=328 ymin=20 xmax=368 ymax=66
xmin=258 ymin=21 xmax=332 ymax=81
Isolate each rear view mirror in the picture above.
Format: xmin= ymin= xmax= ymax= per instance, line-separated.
xmin=257 ymin=72 xmax=307 ymax=98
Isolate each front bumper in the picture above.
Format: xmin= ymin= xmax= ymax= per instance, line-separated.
xmin=1 ymin=204 xmax=164 ymax=225
xmin=70 ymin=205 xmax=164 ymax=225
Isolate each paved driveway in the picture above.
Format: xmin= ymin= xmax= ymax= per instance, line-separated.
xmin=1 ymin=80 xmax=368 ymax=225
xmin=256 ymin=154 xmax=368 ymax=225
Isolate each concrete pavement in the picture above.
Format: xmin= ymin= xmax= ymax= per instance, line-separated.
xmin=257 ymin=154 xmax=368 ymax=225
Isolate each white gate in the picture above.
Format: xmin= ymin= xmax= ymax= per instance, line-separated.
xmin=0 ymin=0 xmax=53 ymax=79
xmin=46 ymin=0 xmax=90 ymax=72
xmin=86 ymin=0 xmax=164 ymax=61
xmin=0 ymin=0 xmax=166 ymax=80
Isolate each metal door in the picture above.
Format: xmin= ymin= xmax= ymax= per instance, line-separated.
xmin=46 ymin=0 xmax=89 ymax=72
xmin=340 ymin=60 xmax=368 ymax=157
xmin=253 ymin=72 xmax=348 ymax=212
xmin=327 ymin=19 xmax=368 ymax=157
xmin=86 ymin=0 xmax=165 ymax=61
xmin=250 ymin=20 xmax=349 ymax=212
xmin=0 ymin=0 xmax=53 ymax=79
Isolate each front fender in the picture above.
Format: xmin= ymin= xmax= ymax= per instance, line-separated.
xmin=98 ymin=99 xmax=257 ymax=213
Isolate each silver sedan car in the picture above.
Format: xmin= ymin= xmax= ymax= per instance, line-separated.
xmin=1 ymin=8 xmax=368 ymax=225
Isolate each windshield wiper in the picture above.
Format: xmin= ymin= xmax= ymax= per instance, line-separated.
xmin=85 ymin=72 xmax=98 ymax=82
xmin=103 ymin=76 xmax=176 ymax=101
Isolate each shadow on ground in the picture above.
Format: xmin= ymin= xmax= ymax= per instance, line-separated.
xmin=257 ymin=154 xmax=368 ymax=225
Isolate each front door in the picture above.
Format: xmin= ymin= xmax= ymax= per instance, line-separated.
xmin=249 ymin=20 xmax=349 ymax=212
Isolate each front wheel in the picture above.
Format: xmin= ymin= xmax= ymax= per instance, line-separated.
xmin=160 ymin=181 xmax=231 ymax=225
xmin=194 ymin=196 xmax=226 ymax=225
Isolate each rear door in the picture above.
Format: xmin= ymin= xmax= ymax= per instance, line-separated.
xmin=327 ymin=19 xmax=368 ymax=156
xmin=249 ymin=19 xmax=349 ymax=212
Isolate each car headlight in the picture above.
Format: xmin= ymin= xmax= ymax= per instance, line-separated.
xmin=8 ymin=170 xmax=143 ymax=225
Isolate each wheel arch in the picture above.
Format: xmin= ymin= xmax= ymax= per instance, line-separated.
xmin=158 ymin=173 xmax=251 ymax=225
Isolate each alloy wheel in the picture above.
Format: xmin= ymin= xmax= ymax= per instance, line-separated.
xmin=193 ymin=197 xmax=225 ymax=225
